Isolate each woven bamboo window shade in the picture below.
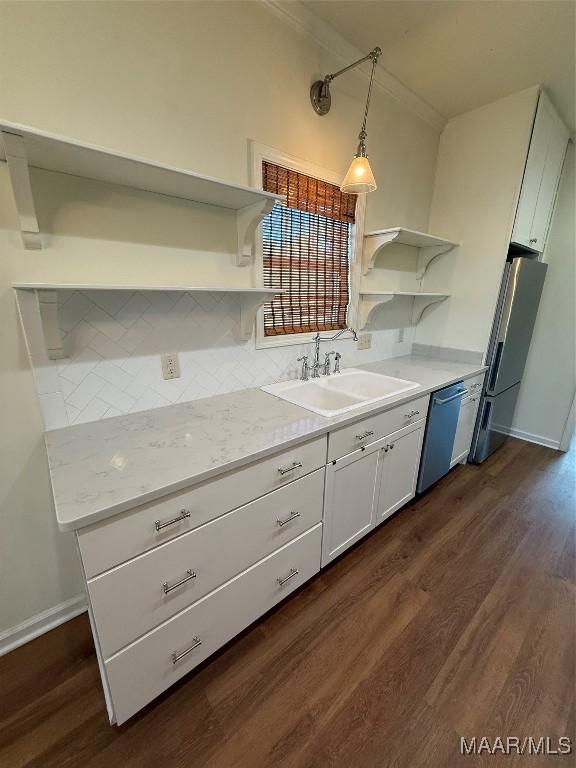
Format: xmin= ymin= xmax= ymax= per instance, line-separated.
xmin=262 ymin=162 xmax=356 ymax=336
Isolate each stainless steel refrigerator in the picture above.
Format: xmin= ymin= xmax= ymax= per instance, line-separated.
xmin=470 ymin=257 xmax=547 ymax=463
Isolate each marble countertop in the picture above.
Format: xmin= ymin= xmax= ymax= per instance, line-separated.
xmin=45 ymin=355 xmax=486 ymax=531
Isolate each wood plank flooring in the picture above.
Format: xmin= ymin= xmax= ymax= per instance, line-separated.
xmin=1 ymin=438 xmax=574 ymax=767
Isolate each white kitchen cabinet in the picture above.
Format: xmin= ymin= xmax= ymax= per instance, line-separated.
xmin=88 ymin=469 xmax=325 ymax=658
xmin=451 ymin=394 xmax=481 ymax=467
xmin=106 ymin=525 xmax=322 ymax=725
xmin=512 ymin=92 xmax=569 ymax=252
xmin=323 ymin=417 xmax=427 ymax=564
xmin=322 ymin=440 xmax=383 ymax=566
xmin=376 ymin=421 xmax=426 ymax=525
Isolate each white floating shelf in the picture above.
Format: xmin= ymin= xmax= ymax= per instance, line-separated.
xmin=363 ymin=227 xmax=458 ymax=277
xmin=14 ymin=284 xmax=284 ymax=356
xmin=0 ymin=120 xmax=282 ymax=263
xmin=358 ymin=291 xmax=449 ymax=328
xmin=13 ymin=282 xmax=282 ymax=293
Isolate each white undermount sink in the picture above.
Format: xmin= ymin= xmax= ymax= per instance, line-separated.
xmin=261 ymin=368 xmax=420 ymax=417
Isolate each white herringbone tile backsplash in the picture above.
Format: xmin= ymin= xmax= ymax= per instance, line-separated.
xmin=31 ymin=290 xmax=414 ymax=430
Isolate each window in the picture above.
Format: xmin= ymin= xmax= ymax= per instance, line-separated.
xmin=261 ymin=161 xmax=357 ymax=337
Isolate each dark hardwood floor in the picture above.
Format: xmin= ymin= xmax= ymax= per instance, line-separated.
xmin=1 ymin=438 xmax=574 ymax=767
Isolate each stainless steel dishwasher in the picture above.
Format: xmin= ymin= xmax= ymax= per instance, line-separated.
xmin=417 ymin=381 xmax=467 ymax=492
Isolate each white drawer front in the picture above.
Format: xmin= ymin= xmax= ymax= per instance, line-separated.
xmin=463 ymin=372 xmax=485 ymax=395
xmin=451 ymin=394 xmax=482 ymax=467
xmin=327 ymin=394 xmax=429 ymax=462
xmin=105 ymin=524 xmax=322 ymax=725
xmin=78 ymin=435 xmax=327 ymax=578
xmin=88 ymin=469 xmax=324 ymax=658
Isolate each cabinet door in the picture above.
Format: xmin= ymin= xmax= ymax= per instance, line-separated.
xmin=376 ymin=421 xmax=425 ymax=526
xmin=529 ymin=111 xmax=569 ymax=249
xmin=451 ymin=396 xmax=480 ymax=467
xmin=322 ymin=441 xmax=382 ymax=566
xmin=512 ymin=93 xmax=569 ymax=251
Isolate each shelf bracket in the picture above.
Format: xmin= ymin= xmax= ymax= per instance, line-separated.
xmin=362 ymin=231 xmax=399 ymax=275
xmin=38 ymin=290 xmax=66 ymax=359
xmin=415 ymin=243 xmax=457 ymax=280
xmin=15 ymin=288 xmax=66 ymax=361
xmin=1 ymin=130 xmax=42 ymax=250
xmin=236 ymin=199 xmax=276 ymax=267
xmin=238 ymin=291 xmax=279 ymax=340
xmin=411 ymin=295 xmax=448 ymax=325
xmin=358 ymin=295 xmax=395 ymax=329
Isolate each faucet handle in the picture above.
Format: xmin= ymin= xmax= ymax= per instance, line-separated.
xmin=297 ymin=356 xmax=309 ymax=381
xmin=323 ymin=351 xmax=336 ymax=376
xmin=334 ymin=352 xmax=342 ymax=374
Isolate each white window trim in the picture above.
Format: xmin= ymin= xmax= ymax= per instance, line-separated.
xmin=248 ymin=140 xmax=365 ymax=350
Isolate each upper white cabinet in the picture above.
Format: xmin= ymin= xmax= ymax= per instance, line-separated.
xmin=511 ymin=93 xmax=569 ymax=252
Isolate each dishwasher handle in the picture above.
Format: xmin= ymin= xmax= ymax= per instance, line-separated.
xmin=434 ymin=388 xmax=468 ymax=405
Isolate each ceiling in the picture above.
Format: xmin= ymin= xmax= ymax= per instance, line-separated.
xmin=304 ymin=0 xmax=575 ymax=131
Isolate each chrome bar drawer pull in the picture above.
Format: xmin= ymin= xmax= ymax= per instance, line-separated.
xmin=277 ymin=568 xmax=299 ymax=587
xmin=163 ymin=569 xmax=196 ymax=595
xmin=404 ymin=409 xmax=421 ymax=419
xmin=355 ymin=429 xmax=374 ymax=441
xmin=276 ymin=510 xmax=301 ymax=527
xmin=171 ymin=637 xmax=202 ymax=664
xmin=277 ymin=461 xmax=303 ymax=476
xmin=155 ymin=509 xmax=191 ymax=532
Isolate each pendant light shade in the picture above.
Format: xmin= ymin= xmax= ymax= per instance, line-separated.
xmin=340 ymin=155 xmax=377 ymax=194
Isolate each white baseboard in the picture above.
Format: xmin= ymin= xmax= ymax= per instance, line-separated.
xmin=503 ymin=426 xmax=561 ymax=450
xmin=0 ymin=594 xmax=87 ymax=657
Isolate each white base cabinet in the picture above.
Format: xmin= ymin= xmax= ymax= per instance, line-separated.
xmin=106 ymin=525 xmax=322 ymax=725
xmin=322 ymin=442 xmax=382 ymax=566
xmin=322 ymin=419 xmax=426 ymax=566
xmin=376 ymin=421 xmax=426 ymax=525
xmin=67 ymin=381 xmax=491 ymax=724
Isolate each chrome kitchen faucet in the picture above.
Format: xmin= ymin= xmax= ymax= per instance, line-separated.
xmin=297 ymin=328 xmax=358 ymax=380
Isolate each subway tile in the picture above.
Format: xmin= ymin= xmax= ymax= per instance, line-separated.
xmin=85 ymin=305 xmax=127 ymax=341
xmin=39 ymin=393 xmax=69 ymax=431
xmin=92 ymin=360 xmax=133 ymax=390
xmin=73 ymin=398 xmax=111 ymax=425
xmin=97 ymin=383 xmax=136 ymax=412
xmin=67 ymin=373 xmax=106 ymax=411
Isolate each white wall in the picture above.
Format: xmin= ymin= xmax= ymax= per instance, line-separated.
xmin=0 ymin=2 xmax=440 ymax=642
xmin=511 ymin=143 xmax=575 ymax=449
xmin=415 ymin=87 xmax=540 ymax=356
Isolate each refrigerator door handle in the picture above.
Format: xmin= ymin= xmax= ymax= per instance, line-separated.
xmin=489 ymin=342 xmax=504 ymax=391
xmin=496 ymin=261 xmax=519 ymax=344
xmin=481 ymin=399 xmax=492 ymax=431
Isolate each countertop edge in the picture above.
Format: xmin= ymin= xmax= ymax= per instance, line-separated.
xmin=53 ymin=364 xmax=487 ymax=532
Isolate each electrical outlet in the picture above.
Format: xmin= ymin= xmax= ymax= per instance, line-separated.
xmin=357 ymin=333 xmax=372 ymax=350
xmin=161 ymin=352 xmax=180 ymax=380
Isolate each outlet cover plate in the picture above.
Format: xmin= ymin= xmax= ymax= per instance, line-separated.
xmin=161 ymin=352 xmax=181 ymax=380
xmin=357 ymin=334 xmax=372 ymax=351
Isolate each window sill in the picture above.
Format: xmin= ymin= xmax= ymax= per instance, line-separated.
xmin=255 ymin=331 xmax=318 ymax=350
